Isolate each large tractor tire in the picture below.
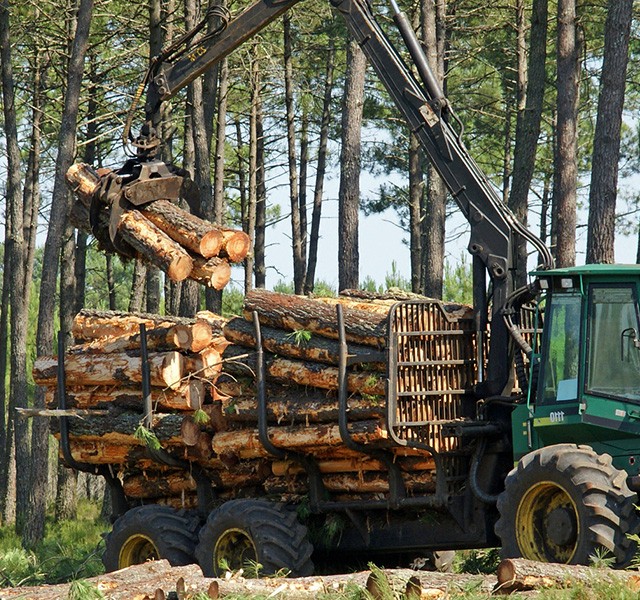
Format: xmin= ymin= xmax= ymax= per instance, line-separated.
xmin=103 ymin=505 xmax=200 ymax=572
xmin=495 ymin=444 xmax=639 ymax=568
xmin=195 ymin=499 xmax=314 ymax=577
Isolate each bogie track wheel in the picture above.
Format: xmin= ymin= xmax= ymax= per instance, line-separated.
xmin=495 ymin=444 xmax=639 ymax=568
xmin=103 ymin=505 xmax=200 ymax=572
xmin=195 ymin=499 xmax=314 ymax=577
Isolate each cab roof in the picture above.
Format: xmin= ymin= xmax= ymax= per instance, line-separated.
xmin=531 ymin=264 xmax=640 ymax=278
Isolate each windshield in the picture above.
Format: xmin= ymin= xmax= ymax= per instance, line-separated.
xmin=587 ymin=285 xmax=640 ymax=402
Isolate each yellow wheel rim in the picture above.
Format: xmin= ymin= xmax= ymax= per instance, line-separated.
xmin=516 ymin=480 xmax=580 ymax=563
xmin=214 ymin=528 xmax=257 ymax=574
xmin=118 ymin=534 xmax=159 ymax=568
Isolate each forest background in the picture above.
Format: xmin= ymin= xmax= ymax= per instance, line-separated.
xmin=0 ymin=0 xmax=639 ymax=562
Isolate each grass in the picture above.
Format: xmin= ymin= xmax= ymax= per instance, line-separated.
xmin=0 ymin=499 xmax=106 ymax=588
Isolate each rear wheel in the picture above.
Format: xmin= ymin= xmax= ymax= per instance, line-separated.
xmin=103 ymin=505 xmax=199 ymax=572
xmin=195 ymin=499 xmax=314 ymax=577
xmin=495 ymin=444 xmax=639 ymax=567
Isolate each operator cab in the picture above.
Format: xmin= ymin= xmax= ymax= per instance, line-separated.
xmin=516 ymin=265 xmax=640 ymax=472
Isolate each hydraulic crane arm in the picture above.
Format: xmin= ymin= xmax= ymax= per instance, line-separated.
xmin=132 ymin=0 xmax=553 ymax=394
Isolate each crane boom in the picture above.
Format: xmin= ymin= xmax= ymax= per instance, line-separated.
xmin=135 ymin=0 xmax=553 ymax=394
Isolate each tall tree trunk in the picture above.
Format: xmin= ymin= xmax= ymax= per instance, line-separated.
xmin=254 ymin=95 xmax=267 ymax=289
xmin=338 ymin=39 xmax=367 ymax=292
xmin=56 ymin=223 xmax=79 ymax=521
xmin=298 ymin=107 xmax=309 ymax=282
xmin=408 ymin=131 xmax=424 ymax=294
xmin=585 ymin=0 xmax=632 ymax=264
xmin=284 ymin=15 xmax=305 ymax=294
xmin=553 ymin=0 xmax=579 ymax=268
xmin=28 ymin=0 xmax=93 ymax=548
xmin=508 ymin=0 xmax=548 ymax=286
xmin=105 ymin=254 xmax=117 ymax=311
xmin=244 ymin=42 xmax=260 ymax=293
xmin=0 ymin=218 xmax=11 ymax=524
xmin=208 ymin=56 xmax=229 ymax=312
xmin=1 ymin=0 xmax=29 ymax=536
xmin=420 ymin=0 xmax=446 ymax=298
xmin=305 ymin=41 xmax=335 ymax=294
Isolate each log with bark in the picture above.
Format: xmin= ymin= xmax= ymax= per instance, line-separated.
xmin=211 ymin=420 xmax=387 ymax=459
xmin=71 ymin=308 xmax=224 ymax=342
xmin=65 ymin=163 xmax=250 ymax=287
xmin=224 ymin=316 xmax=385 ymax=367
xmin=495 ymin=558 xmax=640 ymax=593
xmin=244 ymin=289 xmax=388 ymax=347
xmin=33 ymin=350 xmax=185 ymax=390
xmin=45 ymin=381 xmax=205 ymax=412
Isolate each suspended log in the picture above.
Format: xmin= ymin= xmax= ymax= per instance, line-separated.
xmin=139 ymin=198 xmax=224 ymax=258
xmin=211 ymin=420 xmax=387 ymax=459
xmin=33 ymin=351 xmax=185 ymax=390
xmin=72 ymin=309 xmax=203 ymax=342
xmin=189 ymin=255 xmax=231 ymax=289
xmin=244 ymin=289 xmax=387 ymax=347
xmin=45 ymin=381 xmax=205 ymax=412
xmin=118 ymin=210 xmax=193 ymax=282
xmin=223 ymin=317 xmax=385 ymax=367
xmin=219 ymin=228 xmax=251 ymax=262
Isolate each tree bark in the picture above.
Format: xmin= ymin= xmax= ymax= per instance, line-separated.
xmin=420 ymin=0 xmax=447 ymax=299
xmin=338 ymin=39 xmax=367 ymax=292
xmin=585 ymin=0 xmax=633 ymax=264
xmin=243 ymin=289 xmax=387 ymax=347
xmin=508 ymin=0 xmax=548 ymax=286
xmin=0 ymin=0 xmax=29 ymax=531
xmin=284 ymin=14 xmax=305 ymax=294
xmin=553 ymin=0 xmax=579 ymax=268
xmin=305 ymin=41 xmax=335 ymax=294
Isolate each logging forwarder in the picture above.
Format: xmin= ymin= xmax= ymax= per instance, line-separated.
xmin=63 ymin=0 xmax=640 ymax=574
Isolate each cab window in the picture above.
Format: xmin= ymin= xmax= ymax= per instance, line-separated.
xmin=538 ymin=293 xmax=582 ymax=405
xmin=587 ymin=285 xmax=640 ymax=402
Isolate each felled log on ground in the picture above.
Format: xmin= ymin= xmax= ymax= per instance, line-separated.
xmin=224 ymin=316 xmax=385 ymax=367
xmin=72 ymin=309 xmax=222 ymax=342
xmin=495 ymin=558 xmax=640 ymax=593
xmin=45 ymin=380 xmax=205 ymax=411
xmin=212 ymin=420 xmax=387 ymax=459
xmin=33 ymin=350 xmax=185 ymax=389
xmin=244 ymin=289 xmax=388 ymax=347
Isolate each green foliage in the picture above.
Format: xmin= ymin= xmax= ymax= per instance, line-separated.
xmin=0 ymin=548 xmax=40 ymax=587
xmin=453 ymin=548 xmax=501 ymax=574
xmin=68 ymin=579 xmax=105 ymax=600
xmin=285 ymin=329 xmax=312 ymax=345
xmin=133 ymin=424 xmax=161 ymax=451
xmin=222 ymin=286 xmax=245 ymax=317
xmin=384 ymin=261 xmax=411 ymax=292
xmin=443 ymin=255 xmax=473 ymax=306
xmin=0 ymin=500 xmax=106 ymax=588
xmin=193 ymin=408 xmax=210 ymax=425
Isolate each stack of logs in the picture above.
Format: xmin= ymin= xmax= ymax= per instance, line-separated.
xmin=33 ymin=289 xmax=475 ymax=508
xmin=65 ymin=163 xmax=250 ymax=289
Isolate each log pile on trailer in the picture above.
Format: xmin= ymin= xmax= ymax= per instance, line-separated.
xmin=33 ymin=290 xmax=477 ymax=510
xmin=65 ymin=163 xmax=250 ymax=288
